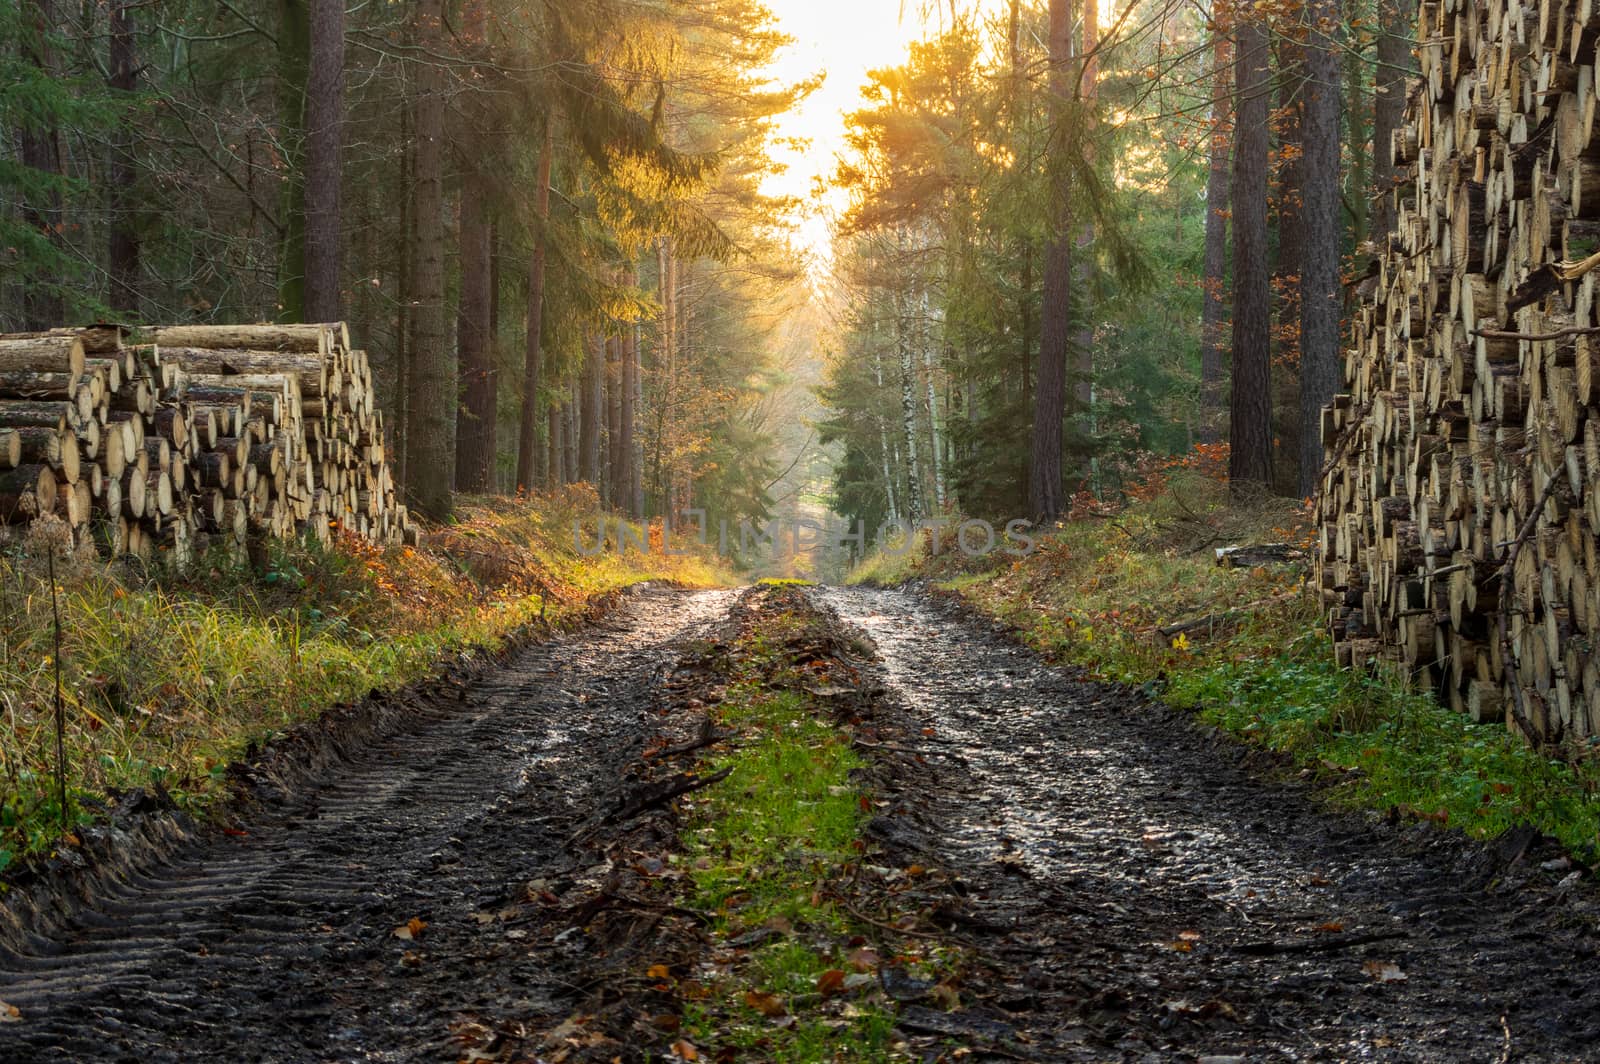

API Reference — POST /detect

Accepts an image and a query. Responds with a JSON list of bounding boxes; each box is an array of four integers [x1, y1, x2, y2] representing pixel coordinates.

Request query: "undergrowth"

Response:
[[851, 458, 1600, 863], [672, 589, 955, 1061], [0, 486, 729, 875]]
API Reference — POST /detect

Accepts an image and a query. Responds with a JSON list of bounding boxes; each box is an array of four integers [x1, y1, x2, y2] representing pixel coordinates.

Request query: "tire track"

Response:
[[0, 585, 737, 1063]]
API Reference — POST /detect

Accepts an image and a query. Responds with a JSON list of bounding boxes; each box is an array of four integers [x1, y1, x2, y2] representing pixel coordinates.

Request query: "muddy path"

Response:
[[0, 584, 738, 1064], [816, 585, 1600, 1062], [6, 582, 1600, 1062]]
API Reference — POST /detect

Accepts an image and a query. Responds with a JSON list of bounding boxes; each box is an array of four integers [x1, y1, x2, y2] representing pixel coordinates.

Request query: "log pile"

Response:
[[0, 322, 414, 562], [1318, 0, 1600, 746]]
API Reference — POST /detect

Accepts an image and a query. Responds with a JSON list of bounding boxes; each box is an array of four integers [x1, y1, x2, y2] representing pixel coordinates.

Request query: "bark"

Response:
[[1299, 0, 1343, 496], [1070, 0, 1098, 414], [920, 286, 946, 512], [630, 321, 643, 517], [548, 398, 564, 485], [1199, 27, 1232, 443], [18, 0, 63, 331], [453, 1, 494, 493], [405, 0, 453, 519], [1273, 34, 1305, 495], [276, 0, 310, 322], [516, 119, 554, 493], [1029, 0, 1074, 522], [874, 343, 898, 524], [607, 334, 623, 507], [303, 0, 344, 322], [895, 231, 924, 522], [107, 2, 141, 316], [623, 316, 641, 517], [453, 187, 494, 491], [1229, 17, 1273, 492], [580, 333, 603, 486], [657, 239, 677, 510], [1372, 0, 1414, 240]]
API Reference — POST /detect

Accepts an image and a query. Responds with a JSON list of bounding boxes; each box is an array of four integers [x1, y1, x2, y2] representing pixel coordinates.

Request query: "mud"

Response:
[[816, 585, 1600, 1062], [4, 582, 1600, 1063], [0, 584, 737, 1063]]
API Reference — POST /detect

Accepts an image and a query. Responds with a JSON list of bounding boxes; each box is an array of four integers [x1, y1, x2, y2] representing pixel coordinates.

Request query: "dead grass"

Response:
[[0, 492, 731, 872]]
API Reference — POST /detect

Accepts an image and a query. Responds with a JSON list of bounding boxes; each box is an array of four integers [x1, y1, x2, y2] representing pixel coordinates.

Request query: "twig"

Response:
[[606, 765, 732, 824], [836, 896, 949, 940], [1470, 325, 1600, 343], [1232, 928, 1410, 955], [1497, 1014, 1513, 1064]]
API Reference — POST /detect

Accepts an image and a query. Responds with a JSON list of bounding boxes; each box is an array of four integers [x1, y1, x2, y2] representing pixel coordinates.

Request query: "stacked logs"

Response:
[[0, 322, 413, 563], [1318, 0, 1600, 746]]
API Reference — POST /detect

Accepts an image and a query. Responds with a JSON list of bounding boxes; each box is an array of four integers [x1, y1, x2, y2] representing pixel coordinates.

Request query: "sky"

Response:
[[759, 0, 1009, 261]]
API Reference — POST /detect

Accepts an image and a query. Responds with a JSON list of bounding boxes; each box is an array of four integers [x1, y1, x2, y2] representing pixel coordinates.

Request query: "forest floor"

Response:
[[3, 581, 1600, 1061]]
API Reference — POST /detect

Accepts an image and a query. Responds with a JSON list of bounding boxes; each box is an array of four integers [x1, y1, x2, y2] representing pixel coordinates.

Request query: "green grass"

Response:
[[0, 491, 732, 875], [859, 474, 1600, 863], [671, 591, 938, 1061]]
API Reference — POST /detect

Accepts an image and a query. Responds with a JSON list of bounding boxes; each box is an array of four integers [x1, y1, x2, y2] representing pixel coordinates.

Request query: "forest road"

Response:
[[0, 583, 739, 1064], [816, 585, 1600, 1062]]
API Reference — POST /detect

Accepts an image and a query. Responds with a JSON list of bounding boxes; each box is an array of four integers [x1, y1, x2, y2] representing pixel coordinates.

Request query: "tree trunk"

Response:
[[1199, 25, 1232, 443], [617, 266, 638, 514], [303, 0, 343, 322], [516, 119, 554, 493], [894, 230, 924, 522], [453, 188, 493, 491], [1029, 0, 1074, 522], [1273, 33, 1305, 495], [606, 334, 622, 507], [920, 291, 946, 512], [19, 0, 63, 331], [1299, 0, 1343, 496], [1070, 0, 1097, 414], [405, 0, 452, 519], [276, 0, 310, 323], [548, 396, 564, 485], [107, 2, 141, 317], [1372, 0, 1413, 240], [1229, 16, 1273, 492], [580, 333, 603, 486], [1343, 0, 1371, 242], [874, 343, 898, 524], [453, 2, 494, 494], [630, 320, 643, 518], [657, 238, 677, 510]]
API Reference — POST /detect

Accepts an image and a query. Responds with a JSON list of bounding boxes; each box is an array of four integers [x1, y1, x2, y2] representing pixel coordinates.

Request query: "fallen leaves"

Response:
[[392, 916, 428, 941], [743, 989, 787, 1017], [0, 1000, 19, 1023], [1362, 960, 1409, 983], [815, 968, 847, 996]]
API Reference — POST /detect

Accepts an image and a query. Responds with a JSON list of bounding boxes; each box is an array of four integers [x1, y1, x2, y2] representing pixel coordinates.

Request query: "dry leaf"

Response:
[[816, 968, 847, 996], [847, 947, 880, 972], [1316, 921, 1345, 933], [670, 1038, 700, 1061], [929, 982, 961, 1010], [1176, 930, 1202, 942], [0, 1000, 19, 1023], [647, 963, 673, 980], [1362, 960, 1408, 983], [743, 990, 787, 1017], [393, 917, 427, 940]]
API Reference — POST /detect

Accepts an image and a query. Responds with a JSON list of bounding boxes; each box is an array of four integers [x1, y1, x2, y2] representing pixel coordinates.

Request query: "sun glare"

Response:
[[761, 0, 1012, 262]]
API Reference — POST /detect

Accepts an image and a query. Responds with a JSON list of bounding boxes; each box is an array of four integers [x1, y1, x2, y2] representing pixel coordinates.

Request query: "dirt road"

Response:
[[0, 585, 737, 1063], [3, 582, 1599, 1062], [817, 585, 1600, 1061]]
